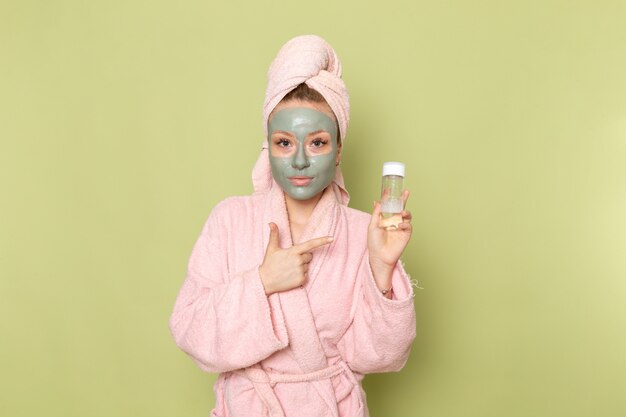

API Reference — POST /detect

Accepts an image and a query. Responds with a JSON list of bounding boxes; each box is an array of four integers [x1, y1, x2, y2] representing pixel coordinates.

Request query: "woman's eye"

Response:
[[311, 139, 328, 148], [277, 139, 291, 147]]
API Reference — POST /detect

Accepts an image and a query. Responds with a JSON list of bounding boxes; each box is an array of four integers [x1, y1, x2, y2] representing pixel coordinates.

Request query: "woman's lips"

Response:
[[288, 176, 313, 186]]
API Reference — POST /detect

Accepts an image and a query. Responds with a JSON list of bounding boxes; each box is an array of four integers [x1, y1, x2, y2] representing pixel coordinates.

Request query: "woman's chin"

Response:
[[284, 187, 326, 204]]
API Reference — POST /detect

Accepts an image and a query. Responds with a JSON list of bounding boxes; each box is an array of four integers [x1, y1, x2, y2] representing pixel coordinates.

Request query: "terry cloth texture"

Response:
[[169, 181, 416, 417]]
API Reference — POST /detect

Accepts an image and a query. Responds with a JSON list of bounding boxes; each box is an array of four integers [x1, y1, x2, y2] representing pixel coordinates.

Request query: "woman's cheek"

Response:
[[307, 152, 337, 189]]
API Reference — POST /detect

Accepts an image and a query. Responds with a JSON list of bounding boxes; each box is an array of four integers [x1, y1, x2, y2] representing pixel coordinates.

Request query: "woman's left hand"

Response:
[[367, 190, 412, 290]]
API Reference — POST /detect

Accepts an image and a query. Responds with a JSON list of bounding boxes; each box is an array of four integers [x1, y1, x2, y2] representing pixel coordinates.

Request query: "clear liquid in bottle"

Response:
[[379, 162, 405, 230]]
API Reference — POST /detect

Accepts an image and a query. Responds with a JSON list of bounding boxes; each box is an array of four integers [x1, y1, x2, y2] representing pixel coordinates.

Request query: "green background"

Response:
[[2, 1, 625, 416]]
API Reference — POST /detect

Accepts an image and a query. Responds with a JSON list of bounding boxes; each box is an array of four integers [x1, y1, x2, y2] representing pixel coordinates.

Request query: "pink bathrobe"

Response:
[[169, 180, 416, 417]]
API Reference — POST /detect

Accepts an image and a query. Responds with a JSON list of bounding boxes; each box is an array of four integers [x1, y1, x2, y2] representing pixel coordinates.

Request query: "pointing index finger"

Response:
[[294, 236, 334, 253]]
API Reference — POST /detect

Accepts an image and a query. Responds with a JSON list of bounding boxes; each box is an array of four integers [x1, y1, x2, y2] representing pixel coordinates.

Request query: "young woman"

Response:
[[169, 35, 416, 417]]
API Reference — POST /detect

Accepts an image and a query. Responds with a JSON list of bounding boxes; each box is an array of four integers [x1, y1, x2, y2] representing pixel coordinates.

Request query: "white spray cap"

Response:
[[382, 162, 405, 177]]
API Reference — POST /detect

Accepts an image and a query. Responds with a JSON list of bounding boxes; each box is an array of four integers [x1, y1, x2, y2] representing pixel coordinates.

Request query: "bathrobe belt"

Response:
[[236, 360, 358, 417]]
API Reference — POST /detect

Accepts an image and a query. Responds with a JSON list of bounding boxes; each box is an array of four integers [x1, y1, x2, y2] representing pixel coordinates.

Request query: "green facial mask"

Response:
[[268, 107, 338, 201]]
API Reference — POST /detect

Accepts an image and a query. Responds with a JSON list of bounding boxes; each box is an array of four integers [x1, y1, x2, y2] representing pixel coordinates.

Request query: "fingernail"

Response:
[[327, 237, 334, 242]]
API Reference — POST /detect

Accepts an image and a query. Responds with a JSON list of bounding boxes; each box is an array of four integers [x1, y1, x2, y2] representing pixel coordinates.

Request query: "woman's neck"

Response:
[[284, 191, 323, 242]]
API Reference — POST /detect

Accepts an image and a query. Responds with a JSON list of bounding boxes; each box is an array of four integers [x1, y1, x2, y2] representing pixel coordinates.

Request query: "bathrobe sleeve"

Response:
[[169, 199, 289, 373], [338, 253, 416, 374]]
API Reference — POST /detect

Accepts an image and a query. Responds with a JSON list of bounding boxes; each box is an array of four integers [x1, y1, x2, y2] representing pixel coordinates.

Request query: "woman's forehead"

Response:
[[268, 107, 338, 137]]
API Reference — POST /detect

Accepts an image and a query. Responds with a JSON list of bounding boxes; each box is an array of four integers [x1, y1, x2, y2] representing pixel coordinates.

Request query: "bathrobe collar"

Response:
[[262, 179, 341, 292]]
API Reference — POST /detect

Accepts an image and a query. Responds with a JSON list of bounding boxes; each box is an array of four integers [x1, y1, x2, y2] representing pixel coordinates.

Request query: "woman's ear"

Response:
[[336, 142, 342, 166]]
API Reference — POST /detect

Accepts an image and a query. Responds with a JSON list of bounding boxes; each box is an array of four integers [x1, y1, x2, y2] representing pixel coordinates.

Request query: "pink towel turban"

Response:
[[252, 35, 350, 205]]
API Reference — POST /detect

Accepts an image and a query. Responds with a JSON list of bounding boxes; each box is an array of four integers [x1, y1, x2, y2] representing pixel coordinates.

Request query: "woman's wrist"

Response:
[[258, 265, 275, 295], [368, 257, 395, 294]]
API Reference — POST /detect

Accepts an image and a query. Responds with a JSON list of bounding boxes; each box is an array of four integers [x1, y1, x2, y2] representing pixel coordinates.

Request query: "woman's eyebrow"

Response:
[[307, 130, 328, 136]]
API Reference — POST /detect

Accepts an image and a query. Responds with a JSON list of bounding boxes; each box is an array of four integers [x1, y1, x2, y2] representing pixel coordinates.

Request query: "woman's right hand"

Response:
[[259, 222, 333, 295]]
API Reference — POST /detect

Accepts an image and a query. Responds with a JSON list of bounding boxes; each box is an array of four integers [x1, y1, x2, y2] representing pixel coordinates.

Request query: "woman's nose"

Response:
[[291, 144, 310, 169]]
